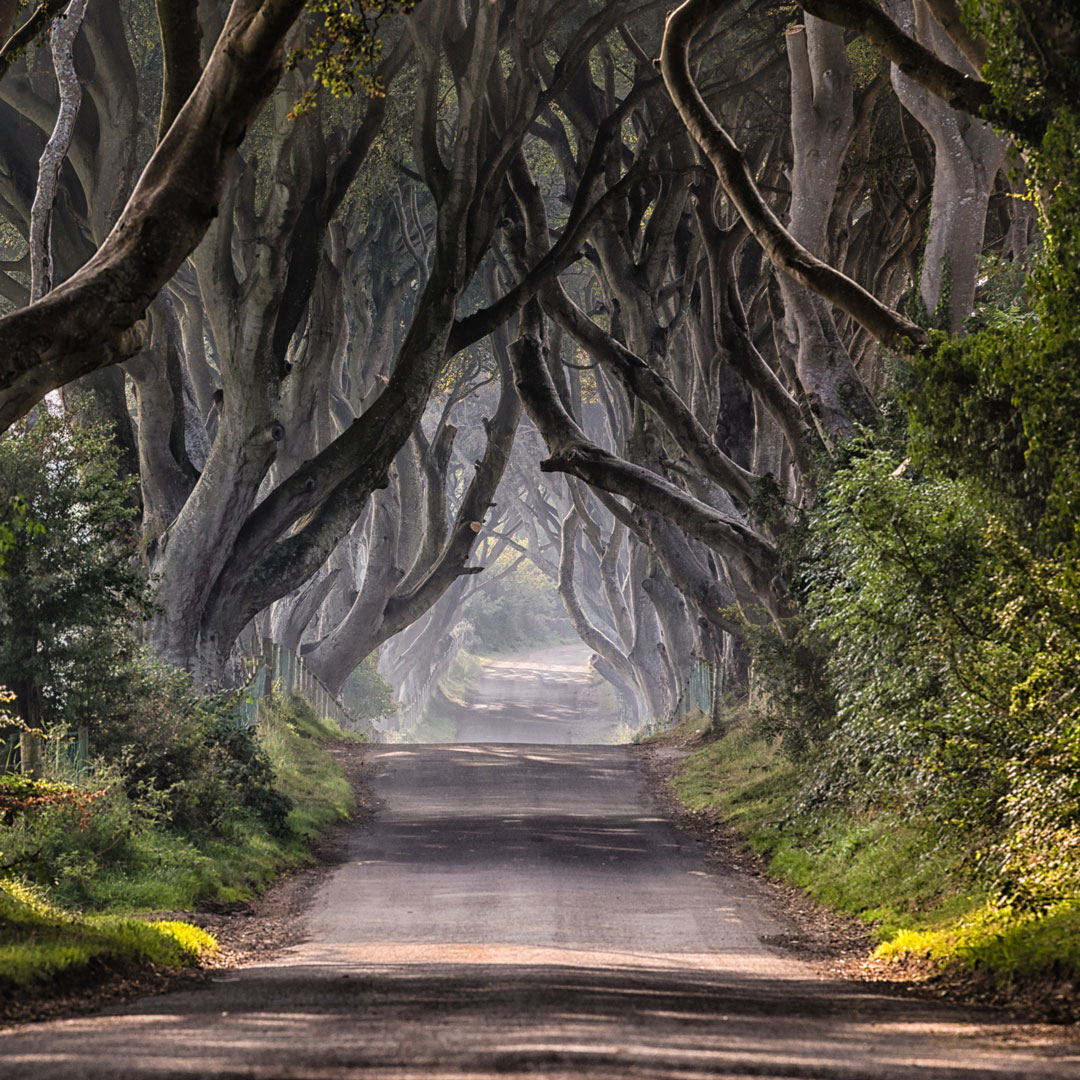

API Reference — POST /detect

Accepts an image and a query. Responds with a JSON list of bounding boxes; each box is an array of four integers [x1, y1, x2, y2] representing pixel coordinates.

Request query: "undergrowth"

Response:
[[0, 693, 360, 1002], [669, 706, 1077, 998], [0, 877, 216, 997]]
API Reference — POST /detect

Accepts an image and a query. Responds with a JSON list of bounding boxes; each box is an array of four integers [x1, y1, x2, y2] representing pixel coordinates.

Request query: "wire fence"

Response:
[[1, 727, 89, 776], [636, 656, 721, 739], [239, 637, 380, 740], [1, 638, 378, 776]]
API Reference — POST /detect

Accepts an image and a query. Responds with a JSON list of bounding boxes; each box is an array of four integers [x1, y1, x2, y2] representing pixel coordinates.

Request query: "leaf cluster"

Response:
[[749, 436, 1080, 908], [287, 1, 416, 119], [0, 409, 153, 732]]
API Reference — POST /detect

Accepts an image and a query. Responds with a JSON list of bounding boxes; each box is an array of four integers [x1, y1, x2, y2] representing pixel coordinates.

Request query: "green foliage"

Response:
[[0, 690, 356, 968], [846, 37, 883, 91], [967, 0, 1080, 137], [0, 410, 152, 738], [288, 1, 416, 118], [913, 7, 1080, 556], [803, 447, 1008, 815], [743, 619, 834, 762], [341, 653, 396, 724], [0, 878, 216, 998], [0, 493, 42, 577], [95, 659, 291, 839], [743, 21, 1080, 919], [747, 437, 1080, 910], [461, 556, 572, 654]]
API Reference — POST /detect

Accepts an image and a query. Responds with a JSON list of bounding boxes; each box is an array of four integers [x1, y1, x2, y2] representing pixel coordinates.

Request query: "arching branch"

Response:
[[659, 0, 928, 355]]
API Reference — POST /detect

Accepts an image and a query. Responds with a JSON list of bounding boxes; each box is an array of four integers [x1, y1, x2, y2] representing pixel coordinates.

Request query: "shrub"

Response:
[[96, 658, 292, 839], [461, 556, 571, 653], [750, 436, 1080, 907], [341, 653, 396, 724], [0, 410, 151, 751]]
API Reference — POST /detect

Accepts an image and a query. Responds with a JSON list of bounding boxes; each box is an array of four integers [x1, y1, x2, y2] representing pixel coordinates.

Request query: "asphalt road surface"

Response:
[[452, 644, 619, 744], [3, 652, 1078, 1078]]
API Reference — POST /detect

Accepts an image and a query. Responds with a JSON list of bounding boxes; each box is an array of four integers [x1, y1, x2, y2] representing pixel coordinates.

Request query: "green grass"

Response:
[[667, 707, 1079, 993], [437, 649, 488, 708], [259, 694, 357, 840], [0, 693, 360, 1002], [876, 899, 1080, 983], [408, 650, 492, 742], [0, 878, 216, 996]]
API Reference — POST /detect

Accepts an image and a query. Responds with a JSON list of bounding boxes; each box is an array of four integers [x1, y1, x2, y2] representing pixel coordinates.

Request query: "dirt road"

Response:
[[3, 743, 1078, 1078], [453, 643, 618, 744]]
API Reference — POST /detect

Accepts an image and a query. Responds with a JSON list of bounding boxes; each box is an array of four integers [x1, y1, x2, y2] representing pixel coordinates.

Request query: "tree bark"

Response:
[[660, 0, 928, 354], [775, 18, 877, 441], [28, 0, 88, 302], [0, 0, 309, 429], [889, 0, 1007, 331]]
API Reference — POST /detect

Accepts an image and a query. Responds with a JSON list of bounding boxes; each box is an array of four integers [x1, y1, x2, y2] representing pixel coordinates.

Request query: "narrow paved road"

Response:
[[453, 643, 617, 744], [3, 745, 1077, 1078]]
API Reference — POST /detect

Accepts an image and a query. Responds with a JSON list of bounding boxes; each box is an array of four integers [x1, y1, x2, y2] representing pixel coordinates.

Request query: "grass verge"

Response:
[[1, 694, 360, 1005], [0, 877, 217, 998], [663, 707, 1080, 1014]]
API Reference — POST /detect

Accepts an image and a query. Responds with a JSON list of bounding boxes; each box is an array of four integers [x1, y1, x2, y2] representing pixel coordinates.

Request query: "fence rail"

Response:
[[239, 637, 380, 740], [636, 656, 720, 739], [2, 727, 90, 777], [1, 640, 378, 777]]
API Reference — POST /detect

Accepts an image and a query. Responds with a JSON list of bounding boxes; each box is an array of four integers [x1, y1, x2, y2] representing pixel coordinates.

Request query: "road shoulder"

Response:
[[635, 734, 1080, 1031]]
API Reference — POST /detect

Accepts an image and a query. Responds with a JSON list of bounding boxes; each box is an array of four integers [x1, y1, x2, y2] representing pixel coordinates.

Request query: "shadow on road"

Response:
[[4, 957, 1075, 1079]]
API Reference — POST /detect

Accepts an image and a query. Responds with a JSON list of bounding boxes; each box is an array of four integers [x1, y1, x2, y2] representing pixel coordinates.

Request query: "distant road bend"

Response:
[[3, 647, 1077, 1078]]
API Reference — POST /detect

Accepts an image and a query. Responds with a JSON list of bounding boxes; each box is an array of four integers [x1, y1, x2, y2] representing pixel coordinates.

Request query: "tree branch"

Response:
[[796, 0, 1039, 142], [660, 0, 929, 355], [155, 0, 203, 141], [29, 0, 87, 302], [0, 0, 310, 429], [0, 0, 67, 83]]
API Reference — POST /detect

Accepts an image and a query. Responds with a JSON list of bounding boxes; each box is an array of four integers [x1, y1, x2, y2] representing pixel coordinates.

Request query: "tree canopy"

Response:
[[0, 0, 1077, 901]]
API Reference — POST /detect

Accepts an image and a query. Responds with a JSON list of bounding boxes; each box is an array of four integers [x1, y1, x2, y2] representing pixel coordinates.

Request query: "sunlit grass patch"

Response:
[[1, 693, 359, 1004], [876, 899, 1080, 982], [260, 697, 356, 840], [670, 708, 985, 941], [668, 707, 1080, 998], [0, 879, 216, 995]]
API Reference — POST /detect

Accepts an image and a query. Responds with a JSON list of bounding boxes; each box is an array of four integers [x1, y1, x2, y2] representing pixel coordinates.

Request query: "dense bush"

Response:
[[0, 410, 152, 750], [97, 658, 292, 839], [747, 45, 1080, 913], [751, 435, 1080, 910]]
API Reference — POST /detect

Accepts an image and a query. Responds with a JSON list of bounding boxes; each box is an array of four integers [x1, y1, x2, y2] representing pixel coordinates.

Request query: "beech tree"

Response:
[[0, 0, 1049, 728], [0, 0, 407, 428]]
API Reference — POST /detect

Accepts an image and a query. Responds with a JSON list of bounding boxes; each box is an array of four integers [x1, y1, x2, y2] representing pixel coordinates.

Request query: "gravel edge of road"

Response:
[[634, 740, 876, 970], [0, 739, 372, 1031]]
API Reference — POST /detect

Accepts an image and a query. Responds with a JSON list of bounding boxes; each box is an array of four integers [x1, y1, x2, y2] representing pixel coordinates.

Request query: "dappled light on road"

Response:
[[435, 644, 620, 744], [3, 746, 1077, 1079], [5, 958, 1076, 1078]]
